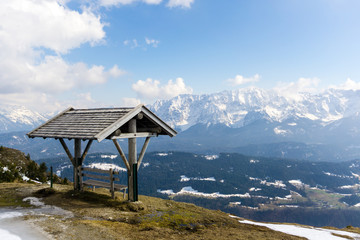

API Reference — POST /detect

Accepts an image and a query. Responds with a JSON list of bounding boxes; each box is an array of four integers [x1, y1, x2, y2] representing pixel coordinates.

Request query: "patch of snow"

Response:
[[86, 163, 126, 172], [220, 179, 225, 183], [2, 167, 9, 173], [40, 149, 47, 153], [239, 219, 360, 240], [158, 186, 251, 199], [274, 127, 290, 135], [203, 155, 219, 160], [180, 175, 190, 182], [180, 175, 216, 182], [157, 189, 174, 195], [156, 153, 168, 156], [100, 154, 117, 159], [143, 163, 150, 167], [249, 188, 261, 192], [229, 202, 241, 205], [260, 180, 286, 188], [23, 197, 45, 207], [287, 122, 297, 126], [249, 159, 259, 163]]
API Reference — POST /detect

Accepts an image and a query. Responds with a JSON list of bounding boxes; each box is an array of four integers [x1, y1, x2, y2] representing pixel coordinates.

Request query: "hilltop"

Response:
[[0, 183, 305, 240]]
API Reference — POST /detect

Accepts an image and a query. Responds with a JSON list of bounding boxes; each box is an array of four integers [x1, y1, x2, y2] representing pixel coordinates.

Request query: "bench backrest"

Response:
[[79, 167, 120, 182]]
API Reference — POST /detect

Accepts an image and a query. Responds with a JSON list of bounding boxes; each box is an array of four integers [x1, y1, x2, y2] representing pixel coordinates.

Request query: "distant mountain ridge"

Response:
[[2, 87, 360, 161], [150, 87, 360, 131], [0, 105, 47, 133]]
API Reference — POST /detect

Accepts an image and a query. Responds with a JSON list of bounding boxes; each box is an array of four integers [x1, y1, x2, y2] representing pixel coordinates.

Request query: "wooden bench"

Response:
[[78, 167, 127, 199]]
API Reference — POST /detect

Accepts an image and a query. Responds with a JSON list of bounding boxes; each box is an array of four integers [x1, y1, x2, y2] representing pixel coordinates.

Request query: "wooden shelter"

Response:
[[27, 104, 177, 201]]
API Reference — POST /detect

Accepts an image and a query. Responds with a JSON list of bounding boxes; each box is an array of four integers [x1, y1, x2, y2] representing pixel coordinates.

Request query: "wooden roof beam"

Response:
[[110, 132, 157, 139]]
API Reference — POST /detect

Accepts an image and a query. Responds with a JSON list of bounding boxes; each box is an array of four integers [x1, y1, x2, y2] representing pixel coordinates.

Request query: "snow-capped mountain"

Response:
[[150, 87, 360, 131], [0, 105, 48, 133]]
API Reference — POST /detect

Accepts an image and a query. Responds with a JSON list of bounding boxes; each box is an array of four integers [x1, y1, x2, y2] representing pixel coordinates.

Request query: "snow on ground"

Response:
[[156, 153, 168, 156], [249, 159, 259, 163], [100, 154, 117, 159], [203, 155, 219, 160], [157, 186, 251, 198], [86, 163, 127, 172], [237, 219, 360, 240], [180, 175, 216, 182], [143, 163, 150, 167], [0, 197, 74, 240]]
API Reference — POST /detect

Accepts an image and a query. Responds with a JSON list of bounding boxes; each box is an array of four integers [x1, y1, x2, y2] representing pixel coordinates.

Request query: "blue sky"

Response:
[[1, 0, 360, 112]]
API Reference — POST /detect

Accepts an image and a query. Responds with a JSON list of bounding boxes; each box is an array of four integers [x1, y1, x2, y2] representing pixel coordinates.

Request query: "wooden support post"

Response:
[[74, 139, 81, 191], [80, 140, 93, 165], [112, 139, 130, 171], [137, 137, 151, 171], [110, 168, 115, 199], [59, 138, 74, 165], [128, 118, 137, 202]]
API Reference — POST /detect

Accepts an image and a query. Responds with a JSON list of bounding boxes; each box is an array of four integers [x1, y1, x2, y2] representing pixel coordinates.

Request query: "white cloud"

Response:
[[99, 0, 162, 7], [0, 0, 124, 111], [145, 37, 160, 47], [123, 39, 139, 48], [132, 78, 193, 100], [227, 74, 260, 86], [330, 78, 360, 91], [167, 0, 194, 8], [273, 78, 320, 101], [121, 97, 142, 107]]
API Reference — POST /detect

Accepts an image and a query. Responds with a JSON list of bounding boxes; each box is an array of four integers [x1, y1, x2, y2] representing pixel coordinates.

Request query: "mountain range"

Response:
[[2, 87, 360, 161]]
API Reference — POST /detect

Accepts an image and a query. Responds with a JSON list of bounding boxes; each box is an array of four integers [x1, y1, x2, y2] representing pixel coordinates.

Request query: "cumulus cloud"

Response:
[[132, 78, 193, 100], [227, 74, 260, 86], [330, 78, 360, 91], [0, 0, 124, 112], [273, 78, 321, 101], [167, 0, 194, 8]]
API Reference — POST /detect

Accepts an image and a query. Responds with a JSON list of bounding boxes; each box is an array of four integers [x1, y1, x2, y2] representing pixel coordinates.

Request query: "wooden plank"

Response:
[[111, 132, 157, 139], [83, 173, 111, 181], [59, 138, 74, 165], [137, 137, 151, 171], [83, 179, 127, 190], [82, 167, 119, 174], [112, 140, 130, 171]]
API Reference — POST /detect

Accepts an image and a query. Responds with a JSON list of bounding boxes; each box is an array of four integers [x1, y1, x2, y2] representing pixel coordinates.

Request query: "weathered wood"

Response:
[[128, 118, 137, 202], [110, 132, 157, 139], [83, 179, 127, 191], [112, 139, 130, 171], [137, 137, 151, 171], [110, 169, 115, 199], [80, 140, 93, 165], [137, 113, 144, 120], [82, 167, 119, 175], [59, 138, 74, 165], [74, 139, 81, 190], [79, 167, 127, 199], [137, 127, 162, 133]]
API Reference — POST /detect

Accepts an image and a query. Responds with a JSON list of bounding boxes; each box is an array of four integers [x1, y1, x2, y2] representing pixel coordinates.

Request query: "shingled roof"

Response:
[[27, 104, 176, 142]]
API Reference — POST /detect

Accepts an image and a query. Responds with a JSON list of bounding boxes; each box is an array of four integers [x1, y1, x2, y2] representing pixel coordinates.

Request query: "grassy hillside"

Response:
[[0, 183, 306, 240]]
